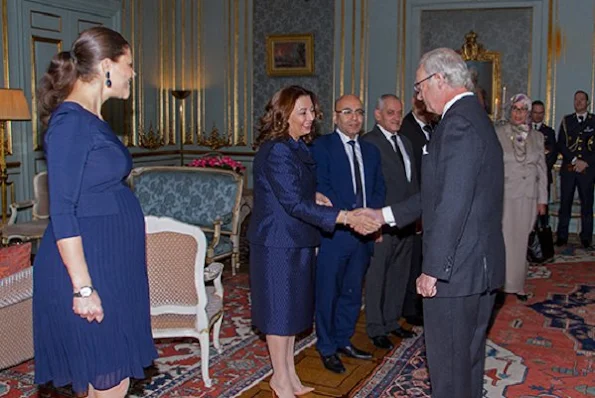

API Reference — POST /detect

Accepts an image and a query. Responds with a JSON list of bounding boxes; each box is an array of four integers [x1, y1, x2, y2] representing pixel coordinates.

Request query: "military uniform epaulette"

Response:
[[561, 113, 595, 156]]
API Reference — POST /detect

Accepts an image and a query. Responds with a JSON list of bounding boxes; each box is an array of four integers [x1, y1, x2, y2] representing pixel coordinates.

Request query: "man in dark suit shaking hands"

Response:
[[360, 94, 418, 350], [311, 94, 386, 374], [361, 48, 505, 397]]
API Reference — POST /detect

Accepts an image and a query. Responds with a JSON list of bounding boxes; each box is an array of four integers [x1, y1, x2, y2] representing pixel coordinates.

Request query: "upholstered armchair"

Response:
[[129, 166, 244, 273], [145, 215, 224, 387], [0, 268, 33, 369], [1, 171, 49, 245]]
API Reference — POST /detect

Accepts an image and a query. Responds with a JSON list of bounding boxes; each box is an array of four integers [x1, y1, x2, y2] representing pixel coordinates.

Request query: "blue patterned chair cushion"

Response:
[[130, 167, 241, 232], [204, 234, 234, 258]]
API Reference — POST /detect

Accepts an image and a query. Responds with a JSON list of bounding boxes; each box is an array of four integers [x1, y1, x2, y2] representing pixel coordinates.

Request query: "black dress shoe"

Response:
[[515, 293, 529, 302], [320, 353, 346, 374], [390, 327, 417, 339], [555, 238, 567, 247], [527, 253, 546, 264], [582, 240, 592, 249], [370, 335, 394, 350], [337, 344, 373, 360], [405, 316, 424, 326]]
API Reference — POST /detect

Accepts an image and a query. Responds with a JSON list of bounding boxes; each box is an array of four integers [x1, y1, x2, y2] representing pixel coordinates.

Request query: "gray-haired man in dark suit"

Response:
[[360, 47, 505, 398], [360, 94, 418, 350]]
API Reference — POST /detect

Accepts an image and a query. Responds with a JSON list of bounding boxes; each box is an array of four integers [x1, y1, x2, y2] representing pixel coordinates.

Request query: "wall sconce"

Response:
[[171, 90, 191, 164], [171, 89, 191, 102], [0, 89, 31, 224]]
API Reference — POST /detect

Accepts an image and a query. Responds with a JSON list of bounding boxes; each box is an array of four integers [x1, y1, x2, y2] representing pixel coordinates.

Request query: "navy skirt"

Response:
[[249, 244, 316, 335]]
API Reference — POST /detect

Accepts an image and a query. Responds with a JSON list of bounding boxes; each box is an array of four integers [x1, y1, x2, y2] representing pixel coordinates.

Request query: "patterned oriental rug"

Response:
[[352, 257, 595, 398], [0, 273, 316, 397]]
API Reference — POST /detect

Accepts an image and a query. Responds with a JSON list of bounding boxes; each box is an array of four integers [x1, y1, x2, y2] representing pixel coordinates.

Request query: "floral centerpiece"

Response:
[[187, 155, 246, 175]]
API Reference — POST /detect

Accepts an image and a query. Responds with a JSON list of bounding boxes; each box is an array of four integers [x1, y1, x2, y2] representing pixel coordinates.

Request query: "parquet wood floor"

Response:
[[239, 314, 413, 398]]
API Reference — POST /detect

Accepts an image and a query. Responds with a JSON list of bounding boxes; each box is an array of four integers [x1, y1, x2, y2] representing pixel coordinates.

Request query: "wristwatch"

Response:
[[73, 286, 94, 298]]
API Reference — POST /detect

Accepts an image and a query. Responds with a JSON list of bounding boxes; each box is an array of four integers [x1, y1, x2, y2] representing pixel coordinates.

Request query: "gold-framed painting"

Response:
[[459, 31, 501, 119], [266, 33, 314, 76]]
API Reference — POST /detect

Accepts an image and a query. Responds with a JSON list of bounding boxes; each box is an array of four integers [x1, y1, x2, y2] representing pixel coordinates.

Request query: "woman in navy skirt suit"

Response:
[[247, 85, 380, 397]]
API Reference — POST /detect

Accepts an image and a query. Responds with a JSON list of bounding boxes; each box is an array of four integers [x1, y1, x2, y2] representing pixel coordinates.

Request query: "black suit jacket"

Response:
[[400, 112, 428, 182], [362, 126, 418, 235], [536, 123, 557, 184], [390, 95, 505, 297]]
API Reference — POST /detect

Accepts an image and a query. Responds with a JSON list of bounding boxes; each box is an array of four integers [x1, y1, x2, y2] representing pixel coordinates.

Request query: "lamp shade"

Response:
[[0, 89, 31, 121]]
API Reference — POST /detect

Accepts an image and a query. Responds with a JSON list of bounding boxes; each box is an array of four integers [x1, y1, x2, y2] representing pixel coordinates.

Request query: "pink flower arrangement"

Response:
[[187, 155, 246, 175]]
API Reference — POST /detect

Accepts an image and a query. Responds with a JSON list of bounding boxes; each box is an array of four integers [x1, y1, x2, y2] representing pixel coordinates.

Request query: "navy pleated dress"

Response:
[[247, 138, 340, 336], [33, 102, 157, 394]]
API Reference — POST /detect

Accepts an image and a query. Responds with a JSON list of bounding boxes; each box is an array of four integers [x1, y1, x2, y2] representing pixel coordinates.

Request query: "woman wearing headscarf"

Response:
[[495, 93, 548, 301]]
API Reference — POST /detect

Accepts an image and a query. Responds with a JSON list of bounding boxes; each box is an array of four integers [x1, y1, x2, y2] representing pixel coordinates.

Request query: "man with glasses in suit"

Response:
[[360, 48, 505, 398], [399, 94, 439, 326], [311, 94, 386, 374]]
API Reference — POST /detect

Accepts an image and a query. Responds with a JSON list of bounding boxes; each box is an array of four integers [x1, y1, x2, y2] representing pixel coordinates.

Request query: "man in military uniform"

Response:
[[556, 90, 595, 248], [531, 100, 557, 226]]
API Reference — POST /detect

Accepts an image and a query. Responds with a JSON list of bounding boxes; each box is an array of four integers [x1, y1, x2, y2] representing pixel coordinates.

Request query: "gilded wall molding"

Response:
[[120, 0, 251, 152], [359, 0, 368, 113], [399, 0, 406, 101], [239, 0, 248, 147], [545, 0, 554, 126], [2, 0, 12, 154], [30, 36, 62, 151], [339, 0, 345, 97]]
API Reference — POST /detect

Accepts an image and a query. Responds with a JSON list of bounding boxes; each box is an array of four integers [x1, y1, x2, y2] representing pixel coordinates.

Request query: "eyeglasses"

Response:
[[511, 106, 528, 113], [413, 73, 436, 92], [335, 108, 365, 117]]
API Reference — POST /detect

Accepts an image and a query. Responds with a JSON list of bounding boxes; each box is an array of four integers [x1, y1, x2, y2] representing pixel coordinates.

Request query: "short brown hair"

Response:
[[254, 85, 322, 148]]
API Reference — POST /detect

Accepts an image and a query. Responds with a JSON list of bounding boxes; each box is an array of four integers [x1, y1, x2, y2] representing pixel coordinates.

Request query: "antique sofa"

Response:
[[0, 243, 33, 369], [128, 166, 244, 273]]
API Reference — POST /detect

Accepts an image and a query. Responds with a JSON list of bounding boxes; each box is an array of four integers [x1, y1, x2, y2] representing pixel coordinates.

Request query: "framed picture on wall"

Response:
[[458, 31, 501, 119], [266, 33, 314, 76]]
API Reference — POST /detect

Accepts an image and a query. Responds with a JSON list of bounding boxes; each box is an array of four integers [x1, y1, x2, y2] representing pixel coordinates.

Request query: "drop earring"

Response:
[[105, 71, 112, 88]]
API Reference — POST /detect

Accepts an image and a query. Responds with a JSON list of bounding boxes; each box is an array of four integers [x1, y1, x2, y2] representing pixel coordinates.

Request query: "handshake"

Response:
[[316, 192, 385, 235], [342, 208, 386, 235]]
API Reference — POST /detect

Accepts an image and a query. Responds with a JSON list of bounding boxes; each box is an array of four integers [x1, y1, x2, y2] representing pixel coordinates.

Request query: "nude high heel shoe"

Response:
[[294, 386, 315, 395]]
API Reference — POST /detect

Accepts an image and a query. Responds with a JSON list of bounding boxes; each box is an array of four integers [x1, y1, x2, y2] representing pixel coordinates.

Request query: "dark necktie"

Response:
[[533, 123, 539, 131], [422, 124, 433, 141], [390, 135, 406, 174], [347, 140, 364, 208], [578, 115, 584, 123]]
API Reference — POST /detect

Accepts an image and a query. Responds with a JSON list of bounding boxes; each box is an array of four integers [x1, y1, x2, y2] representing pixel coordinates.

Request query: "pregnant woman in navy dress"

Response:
[[248, 85, 380, 398], [33, 27, 157, 397]]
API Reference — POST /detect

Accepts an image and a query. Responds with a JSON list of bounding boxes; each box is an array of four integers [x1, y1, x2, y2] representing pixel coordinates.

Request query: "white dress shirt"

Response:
[[336, 129, 367, 207], [377, 124, 411, 182], [413, 113, 431, 141], [381, 92, 473, 225]]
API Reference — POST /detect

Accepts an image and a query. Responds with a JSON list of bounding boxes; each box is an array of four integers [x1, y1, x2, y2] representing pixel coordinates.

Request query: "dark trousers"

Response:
[[423, 292, 496, 398], [557, 168, 595, 242], [315, 240, 370, 356], [538, 184, 552, 227], [364, 233, 413, 337], [403, 233, 423, 319]]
